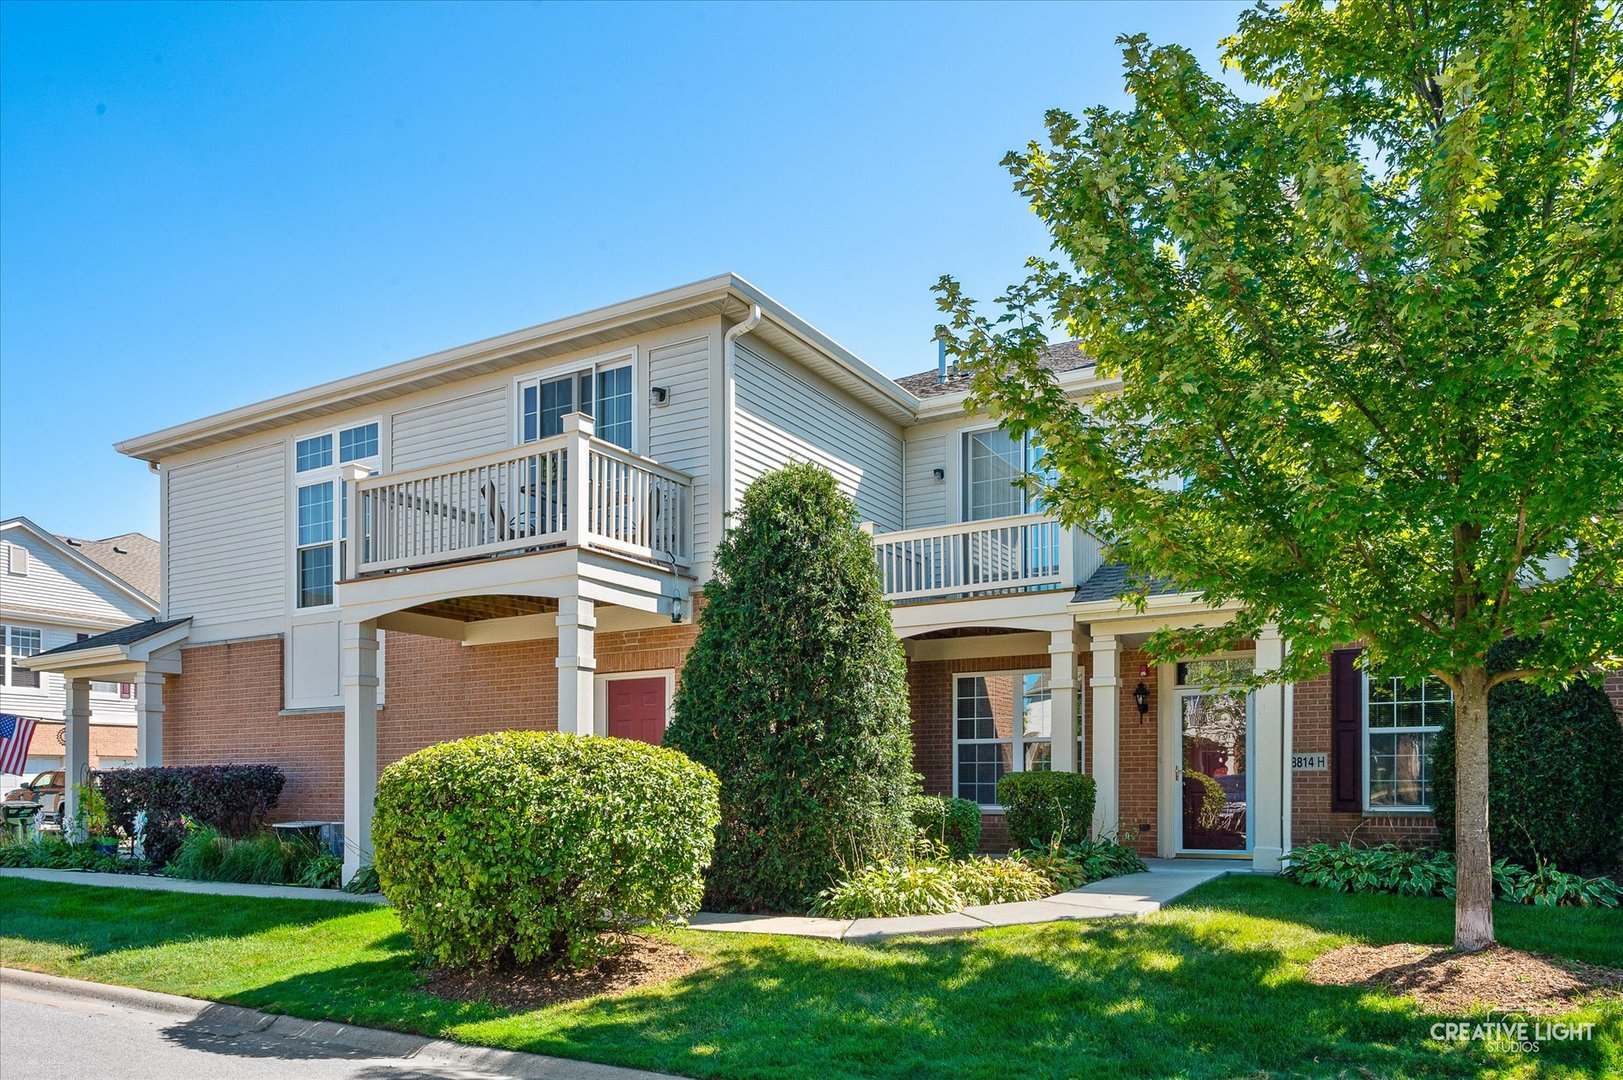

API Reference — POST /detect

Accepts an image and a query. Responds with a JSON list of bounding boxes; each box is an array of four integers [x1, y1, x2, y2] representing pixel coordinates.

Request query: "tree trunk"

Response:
[[1453, 666, 1494, 951]]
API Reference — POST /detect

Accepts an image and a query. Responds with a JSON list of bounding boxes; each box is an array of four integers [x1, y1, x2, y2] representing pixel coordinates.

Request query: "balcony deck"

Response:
[[870, 513, 1086, 603]]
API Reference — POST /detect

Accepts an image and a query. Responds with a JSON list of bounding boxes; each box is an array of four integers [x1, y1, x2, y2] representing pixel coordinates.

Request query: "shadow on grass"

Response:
[[197, 913, 1619, 1080]]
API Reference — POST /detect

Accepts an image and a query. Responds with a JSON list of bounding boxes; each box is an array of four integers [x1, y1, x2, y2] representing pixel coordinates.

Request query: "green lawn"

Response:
[[1, 876, 1618, 1079]]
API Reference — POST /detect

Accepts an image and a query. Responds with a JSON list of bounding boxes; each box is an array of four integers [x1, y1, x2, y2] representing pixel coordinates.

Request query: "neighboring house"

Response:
[[25, 275, 1623, 878], [0, 518, 160, 799]]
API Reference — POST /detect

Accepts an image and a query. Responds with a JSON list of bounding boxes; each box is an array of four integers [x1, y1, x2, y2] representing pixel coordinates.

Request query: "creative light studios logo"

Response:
[[1430, 1010, 1596, 1054]]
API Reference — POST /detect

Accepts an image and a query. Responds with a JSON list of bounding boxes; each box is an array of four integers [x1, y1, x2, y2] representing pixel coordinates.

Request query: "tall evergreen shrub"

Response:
[[665, 463, 915, 911]]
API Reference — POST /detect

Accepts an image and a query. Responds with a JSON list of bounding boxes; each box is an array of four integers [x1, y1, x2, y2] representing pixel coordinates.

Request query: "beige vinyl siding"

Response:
[[389, 387, 509, 472], [902, 432, 950, 528], [647, 337, 713, 566], [165, 442, 286, 634], [0, 533, 150, 622], [734, 343, 904, 530]]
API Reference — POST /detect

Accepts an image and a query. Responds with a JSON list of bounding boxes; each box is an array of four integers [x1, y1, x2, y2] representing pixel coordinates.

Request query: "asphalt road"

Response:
[[0, 973, 666, 1080]]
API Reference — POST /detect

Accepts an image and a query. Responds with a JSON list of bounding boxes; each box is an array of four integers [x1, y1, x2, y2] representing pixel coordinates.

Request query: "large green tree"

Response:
[[936, 0, 1622, 949], [664, 463, 916, 912]]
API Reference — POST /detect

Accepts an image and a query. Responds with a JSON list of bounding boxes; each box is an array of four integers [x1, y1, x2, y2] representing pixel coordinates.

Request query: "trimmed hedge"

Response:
[[909, 794, 981, 859], [97, 764, 284, 867], [998, 772, 1097, 850], [1431, 640, 1623, 874], [372, 731, 719, 970], [664, 464, 916, 912]]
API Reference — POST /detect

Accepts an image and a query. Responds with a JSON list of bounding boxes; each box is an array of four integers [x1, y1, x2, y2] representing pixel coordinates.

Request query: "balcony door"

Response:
[[961, 429, 1058, 585]]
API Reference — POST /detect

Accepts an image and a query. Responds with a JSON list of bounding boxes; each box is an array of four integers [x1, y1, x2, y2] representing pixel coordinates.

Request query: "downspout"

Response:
[[721, 303, 763, 522]]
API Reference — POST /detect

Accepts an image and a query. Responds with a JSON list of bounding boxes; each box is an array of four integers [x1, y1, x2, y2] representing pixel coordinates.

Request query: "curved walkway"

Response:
[[688, 859, 1250, 942], [2, 858, 1251, 942]]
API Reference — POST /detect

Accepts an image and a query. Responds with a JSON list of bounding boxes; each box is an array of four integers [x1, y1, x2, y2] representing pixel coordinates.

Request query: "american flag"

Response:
[[0, 714, 40, 774]]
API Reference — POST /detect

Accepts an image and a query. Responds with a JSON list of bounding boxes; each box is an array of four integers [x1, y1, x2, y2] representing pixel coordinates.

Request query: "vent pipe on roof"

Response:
[[936, 337, 949, 384]]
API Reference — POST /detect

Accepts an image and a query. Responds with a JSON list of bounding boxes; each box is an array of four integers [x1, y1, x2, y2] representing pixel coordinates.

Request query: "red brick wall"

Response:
[[1116, 649, 1160, 856], [1606, 671, 1623, 717], [1288, 664, 1440, 849], [908, 650, 1057, 853], [163, 624, 703, 823], [21, 722, 137, 769], [163, 637, 344, 822]]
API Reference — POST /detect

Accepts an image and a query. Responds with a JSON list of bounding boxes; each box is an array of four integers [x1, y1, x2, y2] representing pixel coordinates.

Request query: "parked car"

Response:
[[4, 769, 65, 821]]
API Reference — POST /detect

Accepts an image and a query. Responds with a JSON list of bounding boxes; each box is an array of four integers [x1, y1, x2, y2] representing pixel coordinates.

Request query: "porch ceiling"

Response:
[[403, 594, 559, 622]]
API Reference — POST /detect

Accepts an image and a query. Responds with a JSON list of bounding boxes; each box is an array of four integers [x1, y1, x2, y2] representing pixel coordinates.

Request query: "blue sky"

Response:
[[1, 0, 1249, 540]]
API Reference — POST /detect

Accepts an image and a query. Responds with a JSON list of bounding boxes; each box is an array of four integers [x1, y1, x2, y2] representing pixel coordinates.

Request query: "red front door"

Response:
[[606, 677, 668, 744]]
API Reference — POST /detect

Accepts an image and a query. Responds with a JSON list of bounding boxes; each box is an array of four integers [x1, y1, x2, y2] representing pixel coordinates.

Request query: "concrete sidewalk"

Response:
[[0, 866, 387, 904], [0, 968, 677, 1080], [689, 858, 1248, 942]]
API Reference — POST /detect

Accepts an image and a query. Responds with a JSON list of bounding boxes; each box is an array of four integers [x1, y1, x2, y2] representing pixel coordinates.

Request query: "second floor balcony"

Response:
[[869, 513, 1093, 603], [345, 414, 691, 578]]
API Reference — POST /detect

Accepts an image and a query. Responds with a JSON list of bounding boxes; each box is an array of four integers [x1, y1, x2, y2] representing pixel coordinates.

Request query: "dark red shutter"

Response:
[[1330, 647, 1365, 813]]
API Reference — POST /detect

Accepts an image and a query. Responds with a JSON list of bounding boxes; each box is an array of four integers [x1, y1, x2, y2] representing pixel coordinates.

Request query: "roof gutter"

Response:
[[721, 304, 764, 520]]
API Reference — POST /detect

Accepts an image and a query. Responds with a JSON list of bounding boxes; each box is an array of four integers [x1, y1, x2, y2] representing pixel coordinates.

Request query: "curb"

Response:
[[1, 968, 680, 1080]]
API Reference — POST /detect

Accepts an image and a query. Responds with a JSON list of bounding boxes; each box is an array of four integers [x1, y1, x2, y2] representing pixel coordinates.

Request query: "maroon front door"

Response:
[[606, 677, 667, 744]]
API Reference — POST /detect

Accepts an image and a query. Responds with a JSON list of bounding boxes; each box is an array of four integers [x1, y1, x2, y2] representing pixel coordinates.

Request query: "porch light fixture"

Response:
[[650, 386, 670, 407], [670, 594, 686, 624], [1133, 681, 1150, 719], [932, 468, 946, 482]]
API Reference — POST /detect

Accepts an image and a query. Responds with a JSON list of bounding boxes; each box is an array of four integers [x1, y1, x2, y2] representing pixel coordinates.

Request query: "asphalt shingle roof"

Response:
[[56, 531, 160, 602], [1071, 563, 1187, 605], [33, 617, 190, 659], [894, 340, 1095, 400]]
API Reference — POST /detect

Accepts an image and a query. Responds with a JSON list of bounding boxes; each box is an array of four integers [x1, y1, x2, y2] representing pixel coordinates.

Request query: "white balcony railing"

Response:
[[870, 513, 1073, 601], [346, 415, 689, 576]]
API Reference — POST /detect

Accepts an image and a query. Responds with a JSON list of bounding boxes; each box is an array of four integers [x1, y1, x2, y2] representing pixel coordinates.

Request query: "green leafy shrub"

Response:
[[97, 764, 285, 867], [909, 794, 981, 859], [1284, 842, 1621, 908], [1431, 639, 1623, 874], [1284, 842, 1455, 897], [1492, 858, 1623, 908], [1014, 838, 1147, 891], [166, 826, 319, 885], [665, 463, 916, 912], [341, 864, 380, 895], [811, 843, 1055, 918], [372, 730, 719, 970], [298, 852, 343, 890], [949, 857, 1055, 905], [0, 833, 142, 874], [997, 772, 1097, 850]]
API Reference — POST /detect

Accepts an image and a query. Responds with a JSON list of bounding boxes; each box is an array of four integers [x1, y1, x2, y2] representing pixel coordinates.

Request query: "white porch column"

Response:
[[1090, 635, 1120, 839], [1049, 627, 1078, 773], [134, 670, 165, 768], [1252, 623, 1287, 872], [561, 412, 595, 549], [341, 618, 380, 883], [62, 678, 91, 836], [556, 596, 597, 735]]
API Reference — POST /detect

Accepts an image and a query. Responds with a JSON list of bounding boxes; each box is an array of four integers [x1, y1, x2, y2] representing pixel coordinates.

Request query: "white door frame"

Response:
[[1157, 653, 1255, 857], [592, 668, 675, 737]]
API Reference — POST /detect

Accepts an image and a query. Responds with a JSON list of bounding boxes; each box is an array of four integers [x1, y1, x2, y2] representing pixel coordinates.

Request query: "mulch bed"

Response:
[[423, 935, 706, 1010], [1308, 943, 1623, 1016]]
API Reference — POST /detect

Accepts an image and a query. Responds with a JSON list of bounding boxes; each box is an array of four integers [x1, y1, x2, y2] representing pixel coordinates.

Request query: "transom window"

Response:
[[292, 421, 380, 608], [954, 671, 1052, 807], [519, 361, 633, 450], [4, 626, 42, 688], [1364, 672, 1453, 810]]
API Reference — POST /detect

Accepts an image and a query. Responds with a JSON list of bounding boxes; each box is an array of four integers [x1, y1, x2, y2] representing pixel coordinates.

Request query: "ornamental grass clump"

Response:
[[812, 841, 1057, 918], [372, 730, 719, 970]]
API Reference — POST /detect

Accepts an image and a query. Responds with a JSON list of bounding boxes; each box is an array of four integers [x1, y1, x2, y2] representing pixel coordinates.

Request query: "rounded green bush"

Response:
[[372, 731, 719, 970], [1431, 641, 1623, 874], [909, 794, 982, 859], [997, 772, 1097, 850]]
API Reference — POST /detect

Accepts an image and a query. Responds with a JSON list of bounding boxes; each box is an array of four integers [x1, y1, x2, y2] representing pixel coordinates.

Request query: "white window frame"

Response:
[[290, 418, 382, 611], [1362, 670, 1452, 813], [951, 668, 1054, 810], [958, 423, 1054, 523], [512, 347, 638, 452], [2, 625, 43, 688]]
